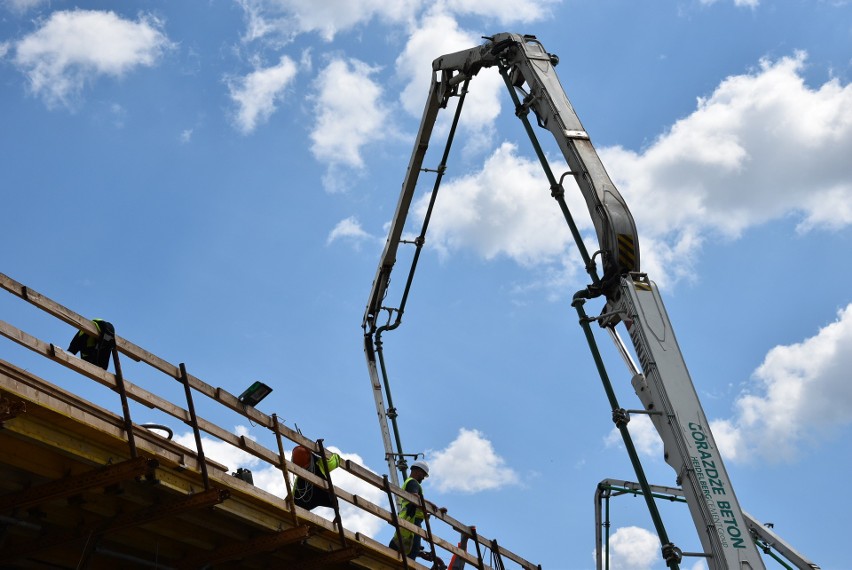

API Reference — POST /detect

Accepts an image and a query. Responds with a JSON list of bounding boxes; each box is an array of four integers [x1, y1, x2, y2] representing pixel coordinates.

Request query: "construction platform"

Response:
[[0, 273, 540, 570]]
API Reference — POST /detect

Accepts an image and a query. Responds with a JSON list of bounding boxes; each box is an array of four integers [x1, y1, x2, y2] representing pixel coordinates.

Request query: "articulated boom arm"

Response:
[[362, 33, 813, 569], [365, 33, 638, 331]]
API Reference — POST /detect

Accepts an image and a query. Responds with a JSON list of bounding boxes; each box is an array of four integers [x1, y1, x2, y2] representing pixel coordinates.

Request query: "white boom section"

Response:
[[745, 514, 820, 569], [610, 274, 765, 569]]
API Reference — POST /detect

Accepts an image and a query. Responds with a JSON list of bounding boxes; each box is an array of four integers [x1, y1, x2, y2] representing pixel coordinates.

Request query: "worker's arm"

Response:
[[318, 453, 341, 476]]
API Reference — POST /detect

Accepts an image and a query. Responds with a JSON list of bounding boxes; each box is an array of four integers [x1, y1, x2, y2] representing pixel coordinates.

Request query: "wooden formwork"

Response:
[[0, 272, 540, 570]]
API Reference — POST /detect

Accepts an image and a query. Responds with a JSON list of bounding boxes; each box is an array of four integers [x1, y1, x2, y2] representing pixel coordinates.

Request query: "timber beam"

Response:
[[177, 525, 314, 568], [293, 546, 362, 569], [3, 487, 228, 561], [0, 456, 158, 512], [0, 392, 26, 425]]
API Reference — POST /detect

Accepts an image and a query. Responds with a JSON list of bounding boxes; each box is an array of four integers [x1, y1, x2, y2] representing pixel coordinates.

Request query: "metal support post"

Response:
[[383, 475, 410, 570], [272, 413, 299, 527], [490, 539, 507, 570], [470, 526, 485, 570], [111, 346, 137, 459], [417, 486, 439, 564], [178, 363, 209, 491], [316, 438, 347, 548], [572, 296, 680, 570]]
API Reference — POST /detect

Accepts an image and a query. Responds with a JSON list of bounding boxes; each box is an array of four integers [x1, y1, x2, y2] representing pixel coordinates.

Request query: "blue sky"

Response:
[[2, 1, 851, 568]]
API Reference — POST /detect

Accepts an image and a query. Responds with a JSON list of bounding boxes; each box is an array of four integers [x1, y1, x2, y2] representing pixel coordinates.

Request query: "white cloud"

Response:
[[12, 9, 172, 109], [174, 429, 388, 537], [173, 425, 260, 473], [699, 0, 759, 6], [594, 526, 659, 570], [427, 428, 519, 493], [310, 58, 389, 191], [237, 0, 422, 43], [395, 9, 505, 152], [417, 51, 852, 291], [413, 142, 588, 265], [602, 52, 852, 286], [327, 216, 378, 247], [228, 55, 298, 134], [236, 0, 554, 45], [713, 303, 852, 463], [438, 0, 558, 24], [604, 414, 663, 459], [3, 0, 48, 13]]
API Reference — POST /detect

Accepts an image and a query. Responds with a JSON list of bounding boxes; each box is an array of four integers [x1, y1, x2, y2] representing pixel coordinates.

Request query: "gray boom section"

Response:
[[744, 512, 821, 570], [362, 78, 443, 483], [428, 33, 639, 284], [364, 32, 639, 328], [612, 274, 766, 569], [363, 79, 442, 328], [495, 34, 639, 283]]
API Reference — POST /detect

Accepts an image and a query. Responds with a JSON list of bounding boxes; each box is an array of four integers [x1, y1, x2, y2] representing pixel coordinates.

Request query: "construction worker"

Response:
[[67, 318, 115, 371], [289, 445, 341, 511], [389, 461, 444, 563]]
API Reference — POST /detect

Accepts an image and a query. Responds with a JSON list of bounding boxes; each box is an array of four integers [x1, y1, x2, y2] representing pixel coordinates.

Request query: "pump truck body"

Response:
[[363, 33, 818, 569]]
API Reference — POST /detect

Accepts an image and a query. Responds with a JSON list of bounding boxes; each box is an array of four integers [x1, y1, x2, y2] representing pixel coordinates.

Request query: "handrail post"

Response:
[[383, 475, 410, 570], [111, 346, 137, 459], [470, 525, 485, 570], [418, 486, 440, 564], [179, 362, 209, 491], [316, 438, 347, 548], [272, 414, 299, 527], [490, 538, 506, 570]]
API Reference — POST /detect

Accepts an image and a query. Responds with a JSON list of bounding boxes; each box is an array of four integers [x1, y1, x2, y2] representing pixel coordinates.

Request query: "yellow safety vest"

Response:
[[392, 477, 424, 555]]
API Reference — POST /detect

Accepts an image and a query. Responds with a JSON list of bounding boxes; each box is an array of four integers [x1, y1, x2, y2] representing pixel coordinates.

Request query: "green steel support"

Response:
[[572, 296, 680, 570]]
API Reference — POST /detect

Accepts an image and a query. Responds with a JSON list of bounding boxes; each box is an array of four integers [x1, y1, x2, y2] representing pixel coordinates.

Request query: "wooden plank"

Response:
[[0, 362, 227, 472], [0, 273, 272, 428], [0, 321, 116, 390], [238, 433, 281, 465], [0, 321, 270, 469], [0, 273, 100, 338], [351, 494, 393, 524]]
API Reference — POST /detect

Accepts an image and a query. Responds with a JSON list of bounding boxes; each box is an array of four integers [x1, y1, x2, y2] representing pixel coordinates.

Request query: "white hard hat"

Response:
[[411, 461, 430, 476]]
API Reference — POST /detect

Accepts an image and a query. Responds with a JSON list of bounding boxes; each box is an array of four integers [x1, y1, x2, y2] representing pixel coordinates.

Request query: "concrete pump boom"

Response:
[[363, 33, 815, 568]]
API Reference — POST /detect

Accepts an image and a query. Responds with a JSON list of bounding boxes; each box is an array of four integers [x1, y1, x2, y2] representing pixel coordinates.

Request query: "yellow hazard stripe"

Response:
[[617, 233, 637, 270]]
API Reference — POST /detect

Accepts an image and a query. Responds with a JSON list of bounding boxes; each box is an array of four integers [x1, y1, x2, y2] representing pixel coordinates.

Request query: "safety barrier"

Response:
[[0, 272, 540, 570]]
